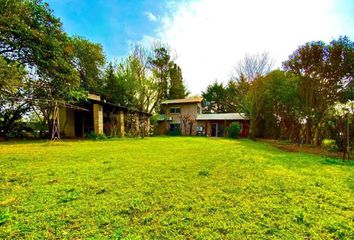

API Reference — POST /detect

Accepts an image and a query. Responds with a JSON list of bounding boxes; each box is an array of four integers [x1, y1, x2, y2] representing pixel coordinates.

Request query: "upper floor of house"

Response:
[[159, 98, 203, 122]]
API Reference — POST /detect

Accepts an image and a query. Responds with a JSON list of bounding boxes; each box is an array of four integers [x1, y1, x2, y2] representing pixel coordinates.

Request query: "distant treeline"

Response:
[[201, 38, 353, 157]]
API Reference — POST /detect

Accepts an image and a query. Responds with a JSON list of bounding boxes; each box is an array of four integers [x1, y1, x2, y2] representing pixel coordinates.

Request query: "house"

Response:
[[157, 98, 250, 137], [59, 93, 151, 138]]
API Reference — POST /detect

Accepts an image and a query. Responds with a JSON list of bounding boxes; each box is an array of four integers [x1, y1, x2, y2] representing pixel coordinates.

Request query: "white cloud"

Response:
[[144, 11, 157, 22], [153, 0, 354, 94]]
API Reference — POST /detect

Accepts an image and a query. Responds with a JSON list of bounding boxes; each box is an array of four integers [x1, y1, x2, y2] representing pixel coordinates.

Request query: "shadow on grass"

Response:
[[322, 157, 354, 166]]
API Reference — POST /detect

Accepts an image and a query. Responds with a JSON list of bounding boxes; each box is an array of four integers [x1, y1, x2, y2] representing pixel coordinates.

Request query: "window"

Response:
[[170, 107, 181, 114], [197, 106, 201, 114]]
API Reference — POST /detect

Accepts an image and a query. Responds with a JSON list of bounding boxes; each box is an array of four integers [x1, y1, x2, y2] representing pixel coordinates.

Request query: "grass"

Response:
[[0, 137, 353, 239]]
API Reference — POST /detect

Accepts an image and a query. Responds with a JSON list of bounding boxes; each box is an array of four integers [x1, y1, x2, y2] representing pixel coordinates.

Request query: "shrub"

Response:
[[321, 139, 339, 152], [87, 131, 108, 140], [227, 122, 241, 138]]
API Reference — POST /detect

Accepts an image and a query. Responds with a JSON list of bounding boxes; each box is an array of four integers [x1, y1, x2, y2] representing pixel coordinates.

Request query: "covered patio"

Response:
[[59, 94, 151, 138]]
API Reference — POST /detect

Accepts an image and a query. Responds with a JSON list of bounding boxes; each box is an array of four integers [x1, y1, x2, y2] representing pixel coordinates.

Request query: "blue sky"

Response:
[[47, 0, 169, 59], [47, 0, 354, 94]]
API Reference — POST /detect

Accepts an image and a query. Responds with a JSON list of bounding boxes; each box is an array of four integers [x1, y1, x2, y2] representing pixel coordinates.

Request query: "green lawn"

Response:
[[0, 137, 353, 239]]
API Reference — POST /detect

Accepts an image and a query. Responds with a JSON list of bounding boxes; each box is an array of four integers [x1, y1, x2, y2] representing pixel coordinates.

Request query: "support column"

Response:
[[117, 110, 125, 137], [135, 114, 140, 135], [224, 120, 227, 137], [146, 117, 150, 136], [93, 104, 103, 134]]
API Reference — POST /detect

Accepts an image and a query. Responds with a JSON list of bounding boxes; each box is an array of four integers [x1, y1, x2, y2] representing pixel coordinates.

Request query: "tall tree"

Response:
[[71, 36, 105, 94], [202, 81, 228, 113], [0, 56, 29, 139], [0, 0, 81, 136], [102, 62, 127, 106], [283, 36, 354, 145], [225, 73, 250, 112], [148, 43, 171, 109], [0, 0, 79, 90], [168, 62, 188, 99], [114, 45, 158, 113]]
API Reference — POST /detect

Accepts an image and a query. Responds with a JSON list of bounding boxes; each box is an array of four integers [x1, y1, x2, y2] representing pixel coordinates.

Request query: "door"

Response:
[[218, 124, 225, 137], [211, 123, 218, 137]]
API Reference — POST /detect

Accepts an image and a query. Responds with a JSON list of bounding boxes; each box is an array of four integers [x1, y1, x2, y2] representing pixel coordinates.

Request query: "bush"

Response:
[[227, 122, 241, 138], [87, 131, 108, 140], [321, 139, 339, 152]]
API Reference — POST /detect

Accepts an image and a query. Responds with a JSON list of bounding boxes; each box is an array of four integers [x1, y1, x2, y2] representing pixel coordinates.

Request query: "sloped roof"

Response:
[[196, 113, 249, 121], [161, 98, 203, 105]]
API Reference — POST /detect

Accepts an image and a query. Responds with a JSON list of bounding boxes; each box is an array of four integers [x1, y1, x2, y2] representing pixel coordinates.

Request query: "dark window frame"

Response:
[[170, 107, 181, 114]]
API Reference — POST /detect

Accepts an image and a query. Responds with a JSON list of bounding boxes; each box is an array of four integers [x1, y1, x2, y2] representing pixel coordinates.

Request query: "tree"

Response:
[[326, 101, 354, 160], [0, 0, 79, 88], [112, 45, 158, 114], [202, 81, 228, 113], [168, 62, 189, 99], [231, 52, 274, 82], [0, 56, 25, 95], [180, 114, 195, 135], [0, 56, 29, 139], [71, 36, 106, 94], [245, 70, 302, 140], [283, 36, 354, 145], [103, 62, 127, 105], [0, 0, 82, 137], [149, 44, 171, 102], [225, 73, 250, 113]]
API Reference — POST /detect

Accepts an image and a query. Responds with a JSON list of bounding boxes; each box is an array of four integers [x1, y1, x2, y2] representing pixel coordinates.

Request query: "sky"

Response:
[[47, 0, 354, 94]]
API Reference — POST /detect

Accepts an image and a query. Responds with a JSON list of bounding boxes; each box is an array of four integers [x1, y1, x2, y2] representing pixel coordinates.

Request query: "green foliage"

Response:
[[0, 56, 25, 94], [0, 0, 80, 93], [226, 73, 250, 113], [247, 70, 302, 139], [202, 81, 228, 113], [70, 36, 106, 94], [87, 131, 108, 140], [203, 76, 251, 113], [0, 138, 353, 239], [0, 56, 29, 138], [283, 36, 354, 145], [109, 46, 159, 113], [168, 63, 189, 99], [0, 0, 88, 138], [103, 62, 128, 106], [148, 43, 189, 110], [227, 122, 241, 138], [321, 139, 339, 152], [149, 46, 171, 100]]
